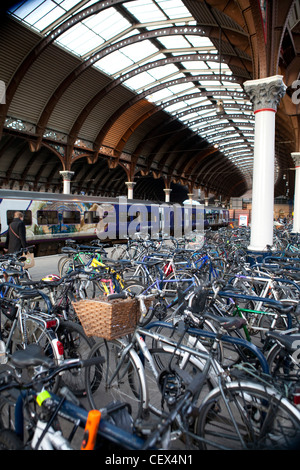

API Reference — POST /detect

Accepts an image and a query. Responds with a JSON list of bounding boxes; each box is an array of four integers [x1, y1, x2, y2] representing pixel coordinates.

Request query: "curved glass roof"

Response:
[[8, 0, 255, 187]]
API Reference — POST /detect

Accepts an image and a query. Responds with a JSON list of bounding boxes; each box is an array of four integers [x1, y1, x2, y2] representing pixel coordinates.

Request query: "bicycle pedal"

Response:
[[134, 417, 162, 435]]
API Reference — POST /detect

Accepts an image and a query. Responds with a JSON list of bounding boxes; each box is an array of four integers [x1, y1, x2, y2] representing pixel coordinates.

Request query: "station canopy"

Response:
[[1, 0, 297, 201]]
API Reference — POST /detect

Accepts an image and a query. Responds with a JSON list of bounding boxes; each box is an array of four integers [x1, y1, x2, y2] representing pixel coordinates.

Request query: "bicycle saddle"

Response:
[[10, 344, 53, 368], [61, 247, 78, 254], [18, 289, 41, 299], [265, 332, 300, 353], [203, 312, 246, 331]]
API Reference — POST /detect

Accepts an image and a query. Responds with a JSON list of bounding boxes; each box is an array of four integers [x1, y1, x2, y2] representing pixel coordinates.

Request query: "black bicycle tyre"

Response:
[[122, 282, 156, 326], [196, 380, 300, 450], [57, 255, 69, 276], [145, 347, 217, 419], [266, 341, 300, 378], [56, 320, 95, 396], [84, 338, 144, 420], [0, 429, 23, 450]]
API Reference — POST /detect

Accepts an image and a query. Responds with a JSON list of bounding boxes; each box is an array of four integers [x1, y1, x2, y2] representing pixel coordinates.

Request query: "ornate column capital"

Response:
[[291, 152, 300, 167], [59, 170, 74, 194], [163, 188, 172, 202], [243, 75, 286, 112], [59, 170, 74, 180], [125, 181, 136, 199], [125, 181, 136, 188]]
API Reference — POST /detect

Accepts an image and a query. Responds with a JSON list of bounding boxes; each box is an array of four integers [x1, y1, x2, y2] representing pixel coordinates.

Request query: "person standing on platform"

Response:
[[4, 211, 27, 254]]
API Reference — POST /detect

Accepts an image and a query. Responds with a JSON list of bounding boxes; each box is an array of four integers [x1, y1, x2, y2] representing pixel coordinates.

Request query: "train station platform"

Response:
[[30, 254, 62, 280], [29, 248, 115, 280]]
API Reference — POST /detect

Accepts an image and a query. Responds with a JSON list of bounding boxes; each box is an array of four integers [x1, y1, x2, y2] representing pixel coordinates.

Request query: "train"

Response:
[[0, 190, 229, 256]]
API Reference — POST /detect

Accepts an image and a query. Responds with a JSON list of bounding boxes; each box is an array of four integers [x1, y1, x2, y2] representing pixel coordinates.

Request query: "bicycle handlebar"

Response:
[[107, 292, 127, 300], [0, 348, 105, 393]]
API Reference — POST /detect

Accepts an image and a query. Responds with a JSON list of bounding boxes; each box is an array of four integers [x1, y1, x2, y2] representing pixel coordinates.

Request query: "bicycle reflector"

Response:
[[46, 319, 57, 329], [293, 387, 300, 406], [163, 264, 173, 276], [52, 339, 64, 359]]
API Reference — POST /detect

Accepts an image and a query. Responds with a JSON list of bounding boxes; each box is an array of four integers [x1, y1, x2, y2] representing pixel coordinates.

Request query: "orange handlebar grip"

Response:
[[81, 409, 101, 450]]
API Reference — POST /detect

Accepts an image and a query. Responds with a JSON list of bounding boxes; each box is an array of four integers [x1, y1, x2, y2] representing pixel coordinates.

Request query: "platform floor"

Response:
[[29, 248, 115, 280], [30, 254, 62, 280]]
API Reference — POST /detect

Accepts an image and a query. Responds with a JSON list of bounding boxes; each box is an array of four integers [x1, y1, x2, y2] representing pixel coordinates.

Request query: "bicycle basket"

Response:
[[72, 297, 139, 340], [0, 299, 17, 321]]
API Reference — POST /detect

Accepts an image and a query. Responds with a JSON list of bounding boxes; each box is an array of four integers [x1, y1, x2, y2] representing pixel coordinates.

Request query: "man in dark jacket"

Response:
[[4, 211, 27, 254]]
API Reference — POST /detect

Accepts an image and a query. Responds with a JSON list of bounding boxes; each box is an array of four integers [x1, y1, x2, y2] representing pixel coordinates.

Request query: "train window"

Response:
[[37, 210, 59, 225], [6, 210, 32, 226], [62, 210, 80, 224], [84, 211, 100, 224]]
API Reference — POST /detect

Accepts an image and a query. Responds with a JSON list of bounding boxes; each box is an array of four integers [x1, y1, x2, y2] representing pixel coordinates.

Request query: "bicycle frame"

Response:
[[141, 275, 197, 310], [216, 290, 295, 342], [144, 321, 270, 374], [0, 283, 63, 361], [90, 259, 127, 294], [102, 318, 269, 419], [11, 386, 146, 450]]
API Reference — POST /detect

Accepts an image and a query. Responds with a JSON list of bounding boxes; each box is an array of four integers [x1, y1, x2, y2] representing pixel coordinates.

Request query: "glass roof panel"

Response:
[[186, 35, 214, 48], [60, 0, 85, 10], [7, 0, 255, 184], [10, 0, 46, 20], [156, 0, 191, 19], [123, 0, 167, 23], [118, 40, 160, 64], [158, 35, 192, 49], [82, 9, 131, 40], [56, 22, 101, 56], [24, 2, 62, 26], [94, 50, 133, 74], [124, 72, 156, 91]]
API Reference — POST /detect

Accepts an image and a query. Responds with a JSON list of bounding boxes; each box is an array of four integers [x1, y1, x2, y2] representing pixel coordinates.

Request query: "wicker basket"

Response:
[[72, 297, 140, 340]]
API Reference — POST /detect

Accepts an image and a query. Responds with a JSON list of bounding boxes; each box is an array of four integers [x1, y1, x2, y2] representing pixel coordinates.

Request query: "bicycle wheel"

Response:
[[110, 244, 128, 260], [0, 390, 19, 431], [258, 310, 291, 342], [267, 341, 300, 379], [143, 346, 217, 419], [11, 318, 63, 392], [0, 429, 23, 450], [126, 243, 144, 260], [56, 320, 95, 397], [122, 282, 156, 326], [57, 255, 69, 275], [196, 380, 300, 450], [10, 317, 58, 358], [163, 271, 198, 300], [59, 256, 88, 277], [84, 338, 145, 421]]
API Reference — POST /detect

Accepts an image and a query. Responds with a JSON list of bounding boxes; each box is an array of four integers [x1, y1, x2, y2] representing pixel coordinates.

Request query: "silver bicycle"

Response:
[[84, 292, 300, 449]]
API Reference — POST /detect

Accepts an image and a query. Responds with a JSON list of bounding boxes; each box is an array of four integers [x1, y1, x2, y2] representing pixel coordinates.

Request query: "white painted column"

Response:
[[243, 75, 286, 251], [187, 193, 194, 204], [125, 181, 136, 199], [291, 152, 300, 233], [163, 188, 172, 203], [59, 170, 74, 194]]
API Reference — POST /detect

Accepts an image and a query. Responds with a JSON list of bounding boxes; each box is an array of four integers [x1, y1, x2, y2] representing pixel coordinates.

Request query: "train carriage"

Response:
[[0, 190, 229, 256]]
